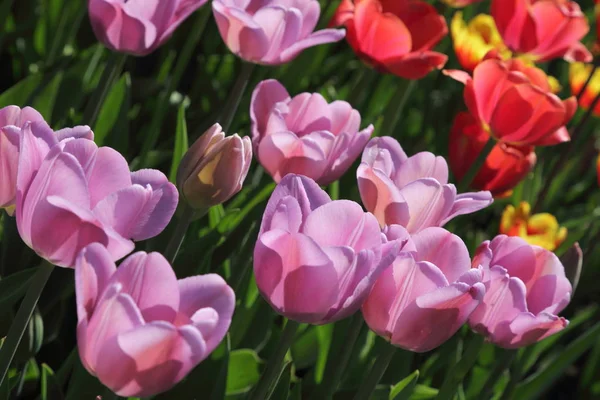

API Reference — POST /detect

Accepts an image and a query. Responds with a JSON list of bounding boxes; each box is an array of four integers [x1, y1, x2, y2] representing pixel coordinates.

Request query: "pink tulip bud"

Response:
[[177, 123, 252, 211], [362, 227, 485, 352], [254, 174, 400, 324], [75, 243, 235, 397], [15, 123, 178, 267], [0, 106, 45, 212], [88, 0, 208, 56], [251, 79, 373, 185], [357, 137, 493, 233], [212, 0, 345, 65], [468, 235, 572, 348]]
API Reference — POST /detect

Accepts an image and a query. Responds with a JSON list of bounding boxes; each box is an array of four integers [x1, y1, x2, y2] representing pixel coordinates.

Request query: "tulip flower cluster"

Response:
[[0, 0, 592, 398]]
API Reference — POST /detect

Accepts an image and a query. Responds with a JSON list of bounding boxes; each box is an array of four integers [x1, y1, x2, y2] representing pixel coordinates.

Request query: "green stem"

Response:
[[457, 137, 495, 193], [353, 343, 397, 400], [82, 52, 127, 128], [328, 181, 340, 200], [248, 320, 299, 400], [379, 79, 417, 139], [0, 261, 54, 386], [318, 313, 365, 399], [138, 8, 211, 167], [478, 349, 517, 400], [437, 334, 485, 400], [219, 62, 256, 132], [163, 204, 197, 264]]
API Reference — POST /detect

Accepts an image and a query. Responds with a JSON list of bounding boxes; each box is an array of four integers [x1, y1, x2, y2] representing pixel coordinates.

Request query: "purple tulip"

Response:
[[362, 227, 485, 352], [254, 174, 399, 324], [0, 106, 46, 212], [76, 243, 235, 397], [88, 0, 208, 56], [15, 122, 178, 267], [357, 136, 493, 233], [212, 0, 345, 65], [469, 235, 572, 348], [177, 123, 252, 211], [251, 79, 372, 185]]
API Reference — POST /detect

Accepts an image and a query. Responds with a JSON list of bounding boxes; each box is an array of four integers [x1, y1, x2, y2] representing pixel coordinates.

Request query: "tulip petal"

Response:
[[55, 125, 94, 141], [398, 178, 455, 233], [393, 151, 449, 188], [504, 312, 568, 348], [261, 174, 330, 235], [384, 51, 448, 80], [468, 266, 528, 342], [108, 252, 180, 323], [442, 190, 493, 225], [95, 321, 206, 397], [321, 127, 372, 185], [285, 93, 332, 134], [178, 274, 235, 353], [280, 28, 346, 63], [250, 79, 291, 143], [357, 163, 406, 226], [411, 227, 471, 283]]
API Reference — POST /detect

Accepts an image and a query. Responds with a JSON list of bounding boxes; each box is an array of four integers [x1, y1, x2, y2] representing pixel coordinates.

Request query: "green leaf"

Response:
[[390, 370, 419, 400], [0, 75, 43, 107], [267, 361, 292, 400], [0, 268, 36, 309], [65, 356, 105, 400], [226, 349, 262, 395], [32, 71, 63, 121], [314, 324, 334, 383], [41, 364, 64, 400], [409, 385, 438, 400], [169, 103, 189, 183], [514, 321, 600, 399], [93, 73, 131, 147]]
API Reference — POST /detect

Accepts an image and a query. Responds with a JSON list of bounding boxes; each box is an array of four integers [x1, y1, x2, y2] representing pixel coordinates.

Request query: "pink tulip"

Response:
[[492, 0, 591, 63], [0, 106, 45, 211], [76, 243, 235, 397], [468, 235, 572, 348], [212, 0, 345, 65], [15, 123, 178, 268], [357, 137, 493, 233], [251, 79, 373, 185], [254, 174, 400, 324], [177, 123, 252, 211], [362, 227, 485, 352], [88, 0, 207, 56]]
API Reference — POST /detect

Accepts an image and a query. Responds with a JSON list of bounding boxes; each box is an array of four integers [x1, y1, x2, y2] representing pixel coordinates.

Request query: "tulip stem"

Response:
[[0, 261, 54, 387], [457, 137, 495, 193], [219, 62, 256, 132], [82, 51, 127, 128], [248, 320, 299, 400], [317, 313, 365, 399], [437, 334, 485, 400], [328, 181, 340, 200], [163, 204, 197, 264], [379, 79, 416, 139], [353, 343, 397, 400]]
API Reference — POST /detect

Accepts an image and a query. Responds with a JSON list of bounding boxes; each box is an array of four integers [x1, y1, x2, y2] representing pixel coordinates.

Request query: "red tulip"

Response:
[[449, 112, 536, 197], [491, 0, 591, 63], [330, 0, 448, 80], [445, 57, 577, 146]]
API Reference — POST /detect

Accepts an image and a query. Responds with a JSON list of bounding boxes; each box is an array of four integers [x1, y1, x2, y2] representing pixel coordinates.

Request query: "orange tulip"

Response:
[[445, 57, 576, 146], [492, 0, 591, 63], [500, 201, 567, 251], [449, 112, 536, 197], [330, 0, 448, 79]]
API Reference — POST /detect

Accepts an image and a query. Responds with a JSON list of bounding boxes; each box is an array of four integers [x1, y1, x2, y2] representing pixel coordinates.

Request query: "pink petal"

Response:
[[178, 274, 235, 353], [504, 312, 568, 348], [411, 227, 471, 283], [94, 321, 206, 397], [393, 152, 449, 188], [398, 178, 455, 233], [321, 126, 372, 185], [250, 79, 291, 143], [260, 174, 330, 235], [284, 92, 332, 134], [357, 163, 406, 226], [109, 252, 180, 323], [279, 28, 345, 64], [441, 190, 493, 225], [303, 199, 382, 251]]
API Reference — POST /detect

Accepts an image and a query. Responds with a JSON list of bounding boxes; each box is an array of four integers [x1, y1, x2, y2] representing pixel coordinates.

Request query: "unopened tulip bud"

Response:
[[177, 124, 252, 211]]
